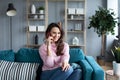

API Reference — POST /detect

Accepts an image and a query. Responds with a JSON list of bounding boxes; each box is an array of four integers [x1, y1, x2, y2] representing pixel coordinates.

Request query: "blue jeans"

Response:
[[67, 69, 82, 80], [40, 67, 82, 80]]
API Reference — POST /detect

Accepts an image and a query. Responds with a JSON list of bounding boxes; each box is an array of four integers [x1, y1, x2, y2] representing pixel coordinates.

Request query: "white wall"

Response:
[[106, 0, 118, 51], [1, 0, 114, 59], [86, 0, 103, 58]]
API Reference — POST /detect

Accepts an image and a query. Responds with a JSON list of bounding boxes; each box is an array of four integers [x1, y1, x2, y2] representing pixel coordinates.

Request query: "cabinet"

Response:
[[26, 0, 86, 53]]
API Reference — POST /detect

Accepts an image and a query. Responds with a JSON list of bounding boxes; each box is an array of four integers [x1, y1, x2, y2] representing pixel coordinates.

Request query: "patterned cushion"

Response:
[[0, 50, 15, 61], [0, 60, 40, 80]]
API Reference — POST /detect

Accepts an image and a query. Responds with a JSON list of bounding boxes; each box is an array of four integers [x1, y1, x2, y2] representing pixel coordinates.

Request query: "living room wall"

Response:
[[0, 0, 118, 59]]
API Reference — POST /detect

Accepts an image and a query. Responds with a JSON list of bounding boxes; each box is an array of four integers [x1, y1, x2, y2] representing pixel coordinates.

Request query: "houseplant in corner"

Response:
[[88, 7, 117, 64], [111, 47, 120, 76]]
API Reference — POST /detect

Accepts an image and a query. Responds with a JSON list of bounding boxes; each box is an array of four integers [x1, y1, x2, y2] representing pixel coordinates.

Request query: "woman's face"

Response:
[[50, 27, 61, 42]]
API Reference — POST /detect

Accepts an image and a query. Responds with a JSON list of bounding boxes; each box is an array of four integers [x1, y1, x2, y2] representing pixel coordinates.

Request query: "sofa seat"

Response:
[[0, 48, 104, 80]]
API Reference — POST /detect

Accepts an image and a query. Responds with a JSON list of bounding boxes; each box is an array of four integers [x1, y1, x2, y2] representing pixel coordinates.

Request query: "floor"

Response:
[[101, 62, 113, 71], [99, 61, 113, 80]]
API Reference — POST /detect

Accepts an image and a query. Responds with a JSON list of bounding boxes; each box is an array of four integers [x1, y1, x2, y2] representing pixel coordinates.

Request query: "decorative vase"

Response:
[[72, 37, 79, 45], [113, 61, 120, 76], [31, 4, 36, 14], [39, 15, 44, 19], [35, 34, 38, 44]]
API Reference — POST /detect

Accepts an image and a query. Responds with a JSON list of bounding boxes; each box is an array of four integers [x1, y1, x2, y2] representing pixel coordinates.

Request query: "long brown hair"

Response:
[[45, 22, 64, 56]]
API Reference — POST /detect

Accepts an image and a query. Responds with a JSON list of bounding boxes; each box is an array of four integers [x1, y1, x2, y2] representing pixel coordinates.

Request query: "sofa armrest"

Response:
[[85, 56, 104, 80], [78, 60, 93, 80]]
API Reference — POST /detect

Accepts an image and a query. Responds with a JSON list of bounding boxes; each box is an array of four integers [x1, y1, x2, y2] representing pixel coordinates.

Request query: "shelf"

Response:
[[68, 0, 85, 1], [69, 45, 85, 48], [67, 19, 84, 21], [28, 18, 45, 20], [67, 14, 84, 16], [26, 44, 40, 48], [67, 30, 84, 33], [29, 0, 45, 2], [28, 13, 45, 15], [27, 31, 45, 33]]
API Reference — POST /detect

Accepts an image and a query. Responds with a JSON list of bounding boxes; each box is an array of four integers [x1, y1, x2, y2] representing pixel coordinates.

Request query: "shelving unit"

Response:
[[26, 0, 86, 53], [65, 0, 86, 53], [26, 0, 47, 48]]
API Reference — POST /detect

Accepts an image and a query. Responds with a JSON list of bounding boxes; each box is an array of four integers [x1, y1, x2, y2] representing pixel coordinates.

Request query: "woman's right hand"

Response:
[[46, 36, 53, 45], [46, 36, 53, 56], [62, 62, 70, 71]]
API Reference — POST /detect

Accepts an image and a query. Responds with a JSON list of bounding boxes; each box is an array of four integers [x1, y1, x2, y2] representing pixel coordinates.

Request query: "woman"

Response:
[[39, 22, 81, 80]]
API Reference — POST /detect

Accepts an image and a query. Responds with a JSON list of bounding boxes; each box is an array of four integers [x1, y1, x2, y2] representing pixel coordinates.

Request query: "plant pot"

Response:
[[113, 61, 120, 76], [39, 10, 44, 14]]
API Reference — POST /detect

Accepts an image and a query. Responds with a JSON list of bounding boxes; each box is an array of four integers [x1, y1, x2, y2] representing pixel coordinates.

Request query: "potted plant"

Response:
[[38, 6, 45, 19], [111, 47, 120, 76], [111, 46, 120, 63], [88, 7, 118, 57], [38, 6, 44, 14]]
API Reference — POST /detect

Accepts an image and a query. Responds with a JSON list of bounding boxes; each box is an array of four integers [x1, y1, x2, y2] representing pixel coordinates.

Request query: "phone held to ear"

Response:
[[47, 33, 54, 44]]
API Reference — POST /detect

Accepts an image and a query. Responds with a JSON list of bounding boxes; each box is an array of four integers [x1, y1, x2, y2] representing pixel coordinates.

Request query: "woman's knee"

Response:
[[60, 66, 74, 76], [66, 66, 74, 74], [74, 69, 82, 79]]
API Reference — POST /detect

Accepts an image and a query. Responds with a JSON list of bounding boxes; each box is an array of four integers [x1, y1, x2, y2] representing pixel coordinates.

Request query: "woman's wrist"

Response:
[[44, 39, 51, 46], [47, 44, 51, 56]]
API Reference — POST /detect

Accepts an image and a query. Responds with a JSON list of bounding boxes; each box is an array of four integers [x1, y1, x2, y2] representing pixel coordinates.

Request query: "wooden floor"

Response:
[[96, 58, 113, 71], [101, 62, 113, 71], [98, 61, 113, 80]]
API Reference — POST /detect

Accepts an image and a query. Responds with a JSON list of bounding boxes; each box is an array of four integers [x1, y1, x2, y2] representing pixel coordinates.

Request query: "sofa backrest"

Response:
[[15, 48, 43, 65], [0, 48, 85, 64], [69, 48, 85, 63], [15, 48, 85, 63], [0, 49, 15, 61]]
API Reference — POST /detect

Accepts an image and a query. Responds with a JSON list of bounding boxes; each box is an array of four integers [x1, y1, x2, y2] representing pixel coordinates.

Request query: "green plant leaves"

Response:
[[88, 7, 118, 36], [112, 47, 120, 63]]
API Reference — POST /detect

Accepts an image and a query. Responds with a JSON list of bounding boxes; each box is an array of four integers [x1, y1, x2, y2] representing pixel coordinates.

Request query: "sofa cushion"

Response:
[[69, 48, 85, 63], [0, 60, 40, 80], [0, 49, 15, 61], [70, 63, 81, 69], [15, 48, 43, 65]]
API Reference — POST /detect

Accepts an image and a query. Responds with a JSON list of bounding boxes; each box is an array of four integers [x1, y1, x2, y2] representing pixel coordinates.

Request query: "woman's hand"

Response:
[[46, 36, 54, 45], [62, 62, 70, 71], [46, 36, 53, 56]]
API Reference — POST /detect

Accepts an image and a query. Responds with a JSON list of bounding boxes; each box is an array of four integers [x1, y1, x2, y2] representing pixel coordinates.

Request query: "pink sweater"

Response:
[[39, 42, 70, 71]]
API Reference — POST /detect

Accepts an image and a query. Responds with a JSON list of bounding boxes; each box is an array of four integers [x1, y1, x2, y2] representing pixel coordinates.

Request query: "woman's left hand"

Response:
[[62, 62, 70, 71]]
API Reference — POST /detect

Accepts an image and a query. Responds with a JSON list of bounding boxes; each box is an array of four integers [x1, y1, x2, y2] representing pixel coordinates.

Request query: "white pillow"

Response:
[[0, 60, 39, 80]]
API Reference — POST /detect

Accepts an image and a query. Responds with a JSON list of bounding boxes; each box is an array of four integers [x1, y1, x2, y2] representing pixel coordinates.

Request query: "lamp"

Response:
[[6, 3, 17, 49], [6, 3, 17, 16]]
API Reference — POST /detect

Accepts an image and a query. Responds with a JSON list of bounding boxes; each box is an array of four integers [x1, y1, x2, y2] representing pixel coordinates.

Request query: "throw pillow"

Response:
[[0, 49, 15, 61], [0, 60, 40, 80]]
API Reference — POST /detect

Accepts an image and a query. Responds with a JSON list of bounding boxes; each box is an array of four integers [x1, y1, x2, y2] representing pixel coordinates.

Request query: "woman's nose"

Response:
[[55, 34, 59, 37]]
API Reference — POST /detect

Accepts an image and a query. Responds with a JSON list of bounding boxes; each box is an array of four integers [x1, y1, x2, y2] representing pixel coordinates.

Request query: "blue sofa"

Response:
[[0, 48, 104, 80]]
